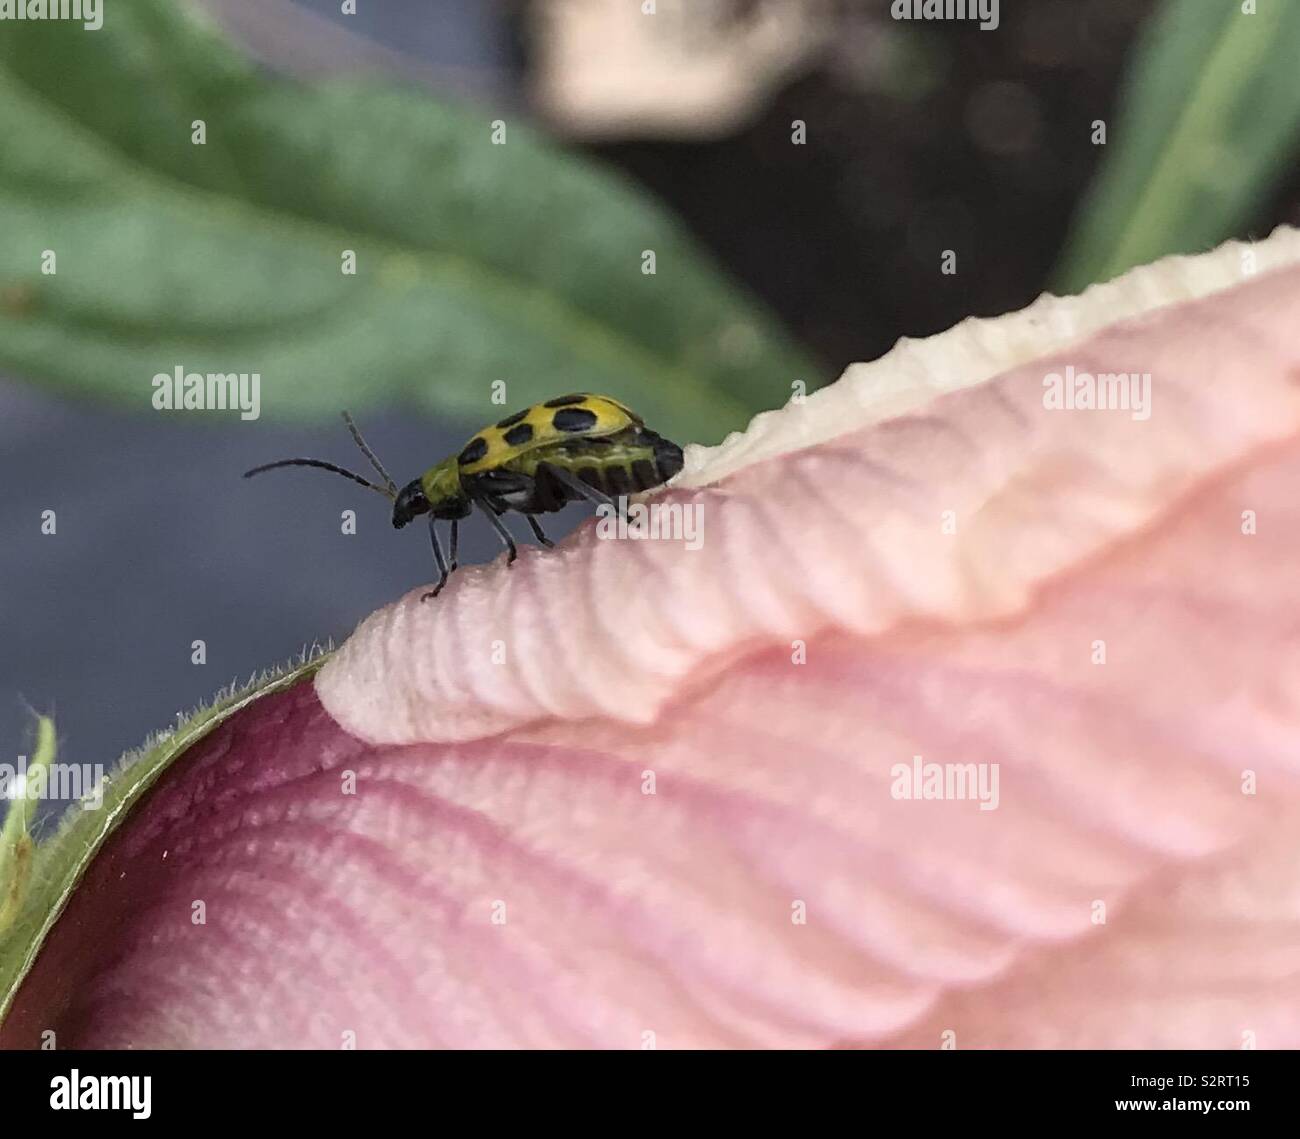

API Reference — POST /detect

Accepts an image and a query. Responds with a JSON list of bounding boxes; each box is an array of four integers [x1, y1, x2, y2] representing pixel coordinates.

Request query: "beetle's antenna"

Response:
[[341, 411, 398, 495], [243, 458, 396, 500]]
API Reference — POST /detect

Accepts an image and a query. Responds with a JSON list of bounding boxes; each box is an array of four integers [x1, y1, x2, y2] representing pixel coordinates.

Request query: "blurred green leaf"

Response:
[[0, 1, 819, 444], [1053, 0, 1300, 292]]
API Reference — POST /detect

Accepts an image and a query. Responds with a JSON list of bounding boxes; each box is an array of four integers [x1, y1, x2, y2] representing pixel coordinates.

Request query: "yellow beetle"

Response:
[[245, 394, 684, 598]]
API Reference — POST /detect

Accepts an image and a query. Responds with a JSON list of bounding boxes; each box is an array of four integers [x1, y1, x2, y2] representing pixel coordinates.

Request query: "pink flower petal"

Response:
[[4, 231, 1299, 1049]]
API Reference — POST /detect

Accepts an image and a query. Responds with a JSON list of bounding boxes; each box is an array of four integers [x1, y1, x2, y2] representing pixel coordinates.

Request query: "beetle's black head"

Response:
[[392, 479, 431, 529]]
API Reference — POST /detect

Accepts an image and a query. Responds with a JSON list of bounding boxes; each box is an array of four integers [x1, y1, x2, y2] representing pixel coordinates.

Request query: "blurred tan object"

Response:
[[530, 0, 825, 140]]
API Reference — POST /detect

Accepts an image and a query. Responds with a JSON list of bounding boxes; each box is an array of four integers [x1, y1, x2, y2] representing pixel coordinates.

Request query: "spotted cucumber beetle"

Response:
[[244, 394, 685, 599]]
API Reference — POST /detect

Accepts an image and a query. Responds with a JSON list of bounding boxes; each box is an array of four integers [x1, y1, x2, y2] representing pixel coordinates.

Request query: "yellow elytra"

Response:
[[455, 393, 644, 474]]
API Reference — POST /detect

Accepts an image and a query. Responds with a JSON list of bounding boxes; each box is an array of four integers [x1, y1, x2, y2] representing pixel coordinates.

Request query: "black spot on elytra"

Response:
[[543, 393, 588, 408], [553, 407, 598, 433], [458, 436, 488, 466], [495, 409, 528, 429], [503, 423, 534, 447]]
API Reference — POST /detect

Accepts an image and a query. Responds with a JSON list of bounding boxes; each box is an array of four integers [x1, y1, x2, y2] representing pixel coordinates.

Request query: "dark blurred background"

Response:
[[3, 0, 1299, 772]]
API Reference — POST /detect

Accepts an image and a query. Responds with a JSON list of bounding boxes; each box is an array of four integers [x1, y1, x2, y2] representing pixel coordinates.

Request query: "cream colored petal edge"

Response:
[[678, 225, 1300, 488]]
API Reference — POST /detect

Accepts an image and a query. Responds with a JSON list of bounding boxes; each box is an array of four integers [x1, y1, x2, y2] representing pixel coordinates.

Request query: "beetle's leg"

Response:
[[472, 496, 518, 565], [449, 519, 460, 571], [420, 516, 450, 601], [543, 464, 627, 521], [525, 515, 555, 548]]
